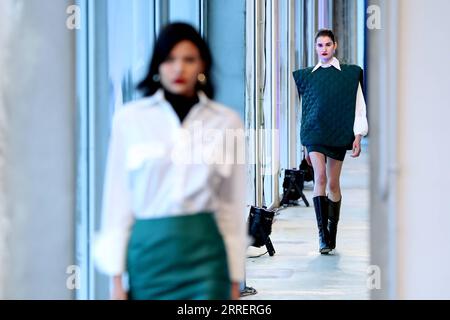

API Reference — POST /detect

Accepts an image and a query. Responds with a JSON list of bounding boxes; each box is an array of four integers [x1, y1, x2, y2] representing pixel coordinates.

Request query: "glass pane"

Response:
[[207, 0, 246, 117], [168, 0, 200, 28], [79, 0, 156, 299], [108, 0, 155, 106]]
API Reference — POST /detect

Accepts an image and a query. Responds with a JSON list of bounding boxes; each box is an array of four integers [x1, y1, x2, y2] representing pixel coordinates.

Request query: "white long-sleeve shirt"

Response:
[[93, 89, 247, 282], [312, 57, 369, 137]]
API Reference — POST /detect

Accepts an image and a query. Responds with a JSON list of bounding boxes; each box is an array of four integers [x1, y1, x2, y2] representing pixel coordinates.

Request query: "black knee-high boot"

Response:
[[313, 196, 331, 254], [328, 198, 341, 250]]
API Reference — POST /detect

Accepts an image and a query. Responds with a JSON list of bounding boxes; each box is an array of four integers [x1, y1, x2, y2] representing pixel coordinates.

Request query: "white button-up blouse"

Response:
[[93, 89, 247, 282]]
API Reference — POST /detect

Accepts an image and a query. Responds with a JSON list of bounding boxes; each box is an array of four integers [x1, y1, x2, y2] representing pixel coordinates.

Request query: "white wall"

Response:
[[1, 0, 76, 299], [370, 0, 450, 299], [0, 0, 16, 299], [397, 0, 450, 299]]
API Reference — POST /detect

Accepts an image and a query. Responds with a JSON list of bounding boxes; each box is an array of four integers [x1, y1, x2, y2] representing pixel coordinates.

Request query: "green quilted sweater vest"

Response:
[[293, 64, 362, 149]]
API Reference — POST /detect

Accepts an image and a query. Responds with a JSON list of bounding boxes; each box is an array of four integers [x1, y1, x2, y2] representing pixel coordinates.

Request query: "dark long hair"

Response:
[[137, 22, 215, 98]]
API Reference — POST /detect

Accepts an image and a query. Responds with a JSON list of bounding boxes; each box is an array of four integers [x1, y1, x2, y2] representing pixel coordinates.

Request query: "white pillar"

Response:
[[318, 0, 332, 29], [370, 0, 450, 299], [1, 0, 76, 299], [0, 0, 17, 299], [396, 0, 450, 299]]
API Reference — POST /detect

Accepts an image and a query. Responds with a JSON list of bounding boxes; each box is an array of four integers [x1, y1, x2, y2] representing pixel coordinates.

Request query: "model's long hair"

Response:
[[137, 22, 215, 98]]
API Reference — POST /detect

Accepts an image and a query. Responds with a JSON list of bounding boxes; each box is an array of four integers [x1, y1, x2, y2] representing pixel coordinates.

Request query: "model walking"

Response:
[[293, 29, 368, 254]]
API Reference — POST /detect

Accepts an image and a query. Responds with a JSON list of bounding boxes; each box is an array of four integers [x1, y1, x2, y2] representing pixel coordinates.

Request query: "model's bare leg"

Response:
[[309, 152, 330, 253], [326, 158, 344, 201], [309, 152, 327, 197]]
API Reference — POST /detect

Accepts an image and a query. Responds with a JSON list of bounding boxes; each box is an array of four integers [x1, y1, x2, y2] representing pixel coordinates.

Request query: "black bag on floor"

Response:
[[280, 168, 310, 207], [248, 206, 276, 256]]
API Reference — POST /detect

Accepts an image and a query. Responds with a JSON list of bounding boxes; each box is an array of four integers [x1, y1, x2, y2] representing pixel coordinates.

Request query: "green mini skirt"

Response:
[[306, 145, 347, 161], [126, 212, 230, 300]]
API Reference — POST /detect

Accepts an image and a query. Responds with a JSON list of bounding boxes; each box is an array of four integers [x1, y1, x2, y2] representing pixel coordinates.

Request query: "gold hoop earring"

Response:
[[197, 73, 207, 84]]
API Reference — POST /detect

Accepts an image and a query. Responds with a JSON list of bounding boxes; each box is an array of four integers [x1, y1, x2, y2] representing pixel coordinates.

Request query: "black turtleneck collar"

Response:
[[164, 90, 200, 123]]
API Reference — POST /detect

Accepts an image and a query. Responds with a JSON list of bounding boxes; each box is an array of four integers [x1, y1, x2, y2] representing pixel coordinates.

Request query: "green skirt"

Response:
[[126, 212, 230, 300]]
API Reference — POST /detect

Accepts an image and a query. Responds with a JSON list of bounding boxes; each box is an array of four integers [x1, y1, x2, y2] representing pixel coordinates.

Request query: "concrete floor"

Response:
[[242, 151, 370, 300]]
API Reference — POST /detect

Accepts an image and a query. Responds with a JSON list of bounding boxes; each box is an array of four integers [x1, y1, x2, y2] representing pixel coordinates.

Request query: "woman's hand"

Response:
[[351, 135, 362, 158], [111, 275, 128, 300], [304, 148, 312, 166], [231, 282, 241, 300]]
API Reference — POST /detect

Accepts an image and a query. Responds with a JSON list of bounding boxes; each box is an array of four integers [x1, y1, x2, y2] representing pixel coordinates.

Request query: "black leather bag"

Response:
[[248, 206, 276, 256], [299, 157, 314, 182]]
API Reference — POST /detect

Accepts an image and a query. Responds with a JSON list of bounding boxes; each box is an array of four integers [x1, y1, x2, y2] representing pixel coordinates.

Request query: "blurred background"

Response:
[[0, 0, 449, 299]]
